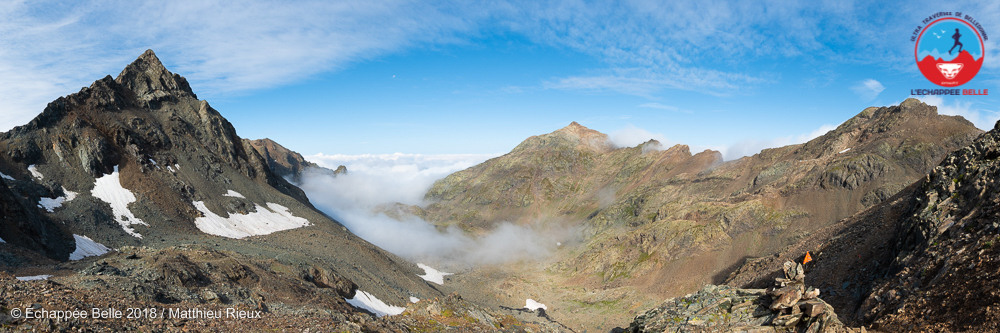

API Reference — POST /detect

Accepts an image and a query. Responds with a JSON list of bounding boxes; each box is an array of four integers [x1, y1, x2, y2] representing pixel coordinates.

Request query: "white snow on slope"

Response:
[[192, 201, 310, 239], [525, 299, 547, 311], [16, 275, 53, 281], [0, 237, 5, 243], [839, 148, 851, 154], [149, 159, 160, 169], [223, 190, 245, 198], [167, 166, 175, 173], [416, 263, 453, 285], [38, 187, 78, 212], [69, 234, 111, 260], [0, 172, 13, 180], [92, 165, 147, 238], [345, 290, 406, 317], [409, 296, 420, 303], [27, 165, 43, 179]]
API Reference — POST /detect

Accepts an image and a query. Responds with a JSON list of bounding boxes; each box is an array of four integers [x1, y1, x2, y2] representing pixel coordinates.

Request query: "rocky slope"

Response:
[[0, 248, 566, 332], [418, 100, 978, 288], [0, 50, 441, 314], [248, 138, 345, 183], [726, 118, 1000, 332], [398, 100, 981, 330]]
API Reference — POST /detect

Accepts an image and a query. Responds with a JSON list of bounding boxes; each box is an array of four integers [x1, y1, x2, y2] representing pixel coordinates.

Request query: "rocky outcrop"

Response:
[[0, 178, 72, 260], [621, 261, 851, 333], [247, 138, 345, 183]]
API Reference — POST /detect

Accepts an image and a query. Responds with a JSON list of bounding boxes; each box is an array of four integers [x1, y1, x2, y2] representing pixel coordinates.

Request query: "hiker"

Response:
[[949, 28, 963, 55]]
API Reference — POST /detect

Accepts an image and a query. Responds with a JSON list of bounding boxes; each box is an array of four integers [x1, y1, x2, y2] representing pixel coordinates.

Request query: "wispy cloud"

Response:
[[0, 1, 484, 131], [513, 1, 912, 96], [917, 95, 1000, 131], [850, 79, 885, 101], [720, 123, 837, 160], [638, 102, 691, 113], [609, 124, 670, 149]]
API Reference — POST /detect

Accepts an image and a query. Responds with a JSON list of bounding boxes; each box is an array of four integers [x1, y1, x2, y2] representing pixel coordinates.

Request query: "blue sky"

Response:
[[1, 1, 999, 159]]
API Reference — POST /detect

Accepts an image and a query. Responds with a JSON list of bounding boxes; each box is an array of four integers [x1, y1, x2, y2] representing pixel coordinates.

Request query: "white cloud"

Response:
[[720, 123, 836, 161], [609, 124, 670, 149], [305, 153, 498, 206], [917, 95, 1000, 131], [296, 153, 578, 265], [850, 79, 885, 101]]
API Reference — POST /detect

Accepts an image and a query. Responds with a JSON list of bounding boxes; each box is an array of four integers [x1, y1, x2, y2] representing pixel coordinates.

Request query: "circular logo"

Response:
[[915, 17, 985, 87]]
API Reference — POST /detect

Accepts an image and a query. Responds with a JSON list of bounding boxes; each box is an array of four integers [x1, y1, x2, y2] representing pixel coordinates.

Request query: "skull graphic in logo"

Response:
[[936, 63, 964, 80]]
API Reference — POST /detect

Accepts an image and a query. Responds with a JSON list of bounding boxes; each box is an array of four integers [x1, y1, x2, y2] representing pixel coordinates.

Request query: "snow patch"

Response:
[[409, 296, 420, 303], [223, 190, 245, 198], [16, 275, 53, 281], [27, 165, 43, 180], [345, 290, 405, 317], [525, 299, 547, 311], [416, 263, 453, 285], [38, 187, 78, 212], [149, 159, 160, 169], [0, 172, 13, 180], [69, 234, 111, 260], [839, 148, 851, 154], [0, 237, 5, 243], [92, 165, 148, 238], [167, 166, 175, 173], [174, 164, 181, 170], [192, 201, 311, 239]]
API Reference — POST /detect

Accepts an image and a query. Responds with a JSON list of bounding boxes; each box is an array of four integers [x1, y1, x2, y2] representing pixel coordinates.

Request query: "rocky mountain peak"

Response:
[[114, 49, 196, 103], [556, 121, 602, 138], [548, 121, 613, 153]]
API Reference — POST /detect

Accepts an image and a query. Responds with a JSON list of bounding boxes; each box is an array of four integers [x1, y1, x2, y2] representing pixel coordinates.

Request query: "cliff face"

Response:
[[0, 50, 440, 306]]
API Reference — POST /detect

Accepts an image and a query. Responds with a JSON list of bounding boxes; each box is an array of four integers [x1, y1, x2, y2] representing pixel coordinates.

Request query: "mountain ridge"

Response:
[[0, 50, 441, 308], [407, 99, 983, 330]]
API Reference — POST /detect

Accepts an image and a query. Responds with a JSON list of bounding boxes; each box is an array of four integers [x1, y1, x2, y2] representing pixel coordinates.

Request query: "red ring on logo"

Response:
[[914, 17, 985, 87]]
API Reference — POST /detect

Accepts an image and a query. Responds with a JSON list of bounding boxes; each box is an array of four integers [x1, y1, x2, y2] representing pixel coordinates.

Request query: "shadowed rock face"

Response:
[[0, 50, 440, 305], [0, 178, 71, 260], [248, 138, 345, 183], [406, 99, 982, 326]]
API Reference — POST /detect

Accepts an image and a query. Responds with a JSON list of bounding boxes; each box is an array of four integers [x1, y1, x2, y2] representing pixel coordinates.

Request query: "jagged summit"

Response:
[[115, 49, 196, 102]]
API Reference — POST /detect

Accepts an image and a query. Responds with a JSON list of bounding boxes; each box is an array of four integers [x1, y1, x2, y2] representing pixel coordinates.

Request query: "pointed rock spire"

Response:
[[115, 49, 196, 101]]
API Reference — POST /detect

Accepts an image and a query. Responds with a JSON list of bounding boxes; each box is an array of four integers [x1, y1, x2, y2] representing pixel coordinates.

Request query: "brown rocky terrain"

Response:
[[620, 261, 854, 333], [725, 118, 1000, 332], [0, 246, 565, 332], [401, 100, 981, 330]]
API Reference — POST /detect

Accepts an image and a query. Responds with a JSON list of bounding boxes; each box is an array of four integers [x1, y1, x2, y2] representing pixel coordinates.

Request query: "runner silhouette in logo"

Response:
[[949, 28, 963, 55]]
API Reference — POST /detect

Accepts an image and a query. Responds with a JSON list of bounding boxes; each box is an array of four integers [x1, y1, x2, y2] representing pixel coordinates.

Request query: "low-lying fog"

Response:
[[296, 153, 580, 267]]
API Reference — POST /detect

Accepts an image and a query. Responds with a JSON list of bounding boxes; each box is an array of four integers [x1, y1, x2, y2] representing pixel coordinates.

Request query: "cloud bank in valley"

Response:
[[297, 153, 576, 266]]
